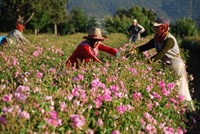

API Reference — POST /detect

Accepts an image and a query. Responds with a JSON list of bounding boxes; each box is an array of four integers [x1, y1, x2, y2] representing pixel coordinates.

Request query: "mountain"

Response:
[[67, 0, 200, 23]]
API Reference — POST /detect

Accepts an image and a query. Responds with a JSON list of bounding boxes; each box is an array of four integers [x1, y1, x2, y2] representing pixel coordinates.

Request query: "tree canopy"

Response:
[[0, 0, 68, 34]]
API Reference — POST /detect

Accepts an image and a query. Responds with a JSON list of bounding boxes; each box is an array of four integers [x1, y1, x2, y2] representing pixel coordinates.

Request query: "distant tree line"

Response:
[[0, 1, 199, 37], [104, 5, 199, 37], [104, 5, 156, 37], [0, 0, 97, 35]]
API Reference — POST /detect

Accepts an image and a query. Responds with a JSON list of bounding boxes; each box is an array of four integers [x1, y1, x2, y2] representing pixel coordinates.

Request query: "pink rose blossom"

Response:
[[93, 97, 103, 108], [111, 130, 121, 134], [116, 105, 127, 114], [87, 129, 94, 134], [45, 96, 52, 100], [145, 124, 156, 133], [19, 111, 30, 119], [143, 51, 150, 57], [49, 111, 57, 119], [14, 92, 27, 102], [91, 78, 100, 88], [176, 95, 185, 101], [128, 68, 138, 76], [162, 88, 170, 96], [96, 118, 104, 126], [60, 102, 66, 111], [146, 85, 153, 92], [36, 71, 43, 79], [2, 94, 13, 102], [170, 98, 179, 105], [66, 94, 73, 100], [133, 92, 142, 101], [77, 74, 84, 80], [167, 82, 175, 90], [176, 126, 184, 134], [147, 103, 153, 110], [12, 57, 18, 66], [158, 81, 166, 89], [110, 85, 119, 92], [45, 118, 62, 127], [151, 92, 162, 100], [15, 71, 20, 78], [70, 114, 86, 128], [0, 116, 7, 125], [163, 126, 174, 134], [16, 85, 30, 92]]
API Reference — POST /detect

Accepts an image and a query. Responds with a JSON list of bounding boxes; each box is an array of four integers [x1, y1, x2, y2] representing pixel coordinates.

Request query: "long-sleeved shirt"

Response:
[[136, 33, 180, 62], [7, 29, 29, 43], [66, 41, 118, 68]]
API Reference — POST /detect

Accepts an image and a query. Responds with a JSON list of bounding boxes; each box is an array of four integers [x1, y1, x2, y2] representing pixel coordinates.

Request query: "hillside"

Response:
[[0, 33, 197, 133], [67, 0, 200, 23]]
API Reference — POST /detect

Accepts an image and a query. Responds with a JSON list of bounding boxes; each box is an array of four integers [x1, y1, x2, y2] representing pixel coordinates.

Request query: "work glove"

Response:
[[125, 48, 137, 58]]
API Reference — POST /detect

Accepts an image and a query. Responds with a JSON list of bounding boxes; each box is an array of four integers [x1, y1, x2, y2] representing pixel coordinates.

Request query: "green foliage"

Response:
[[181, 36, 200, 53], [29, 11, 49, 30], [58, 9, 97, 35], [0, 0, 68, 34], [48, 0, 68, 25], [0, 0, 43, 25], [171, 17, 199, 37], [105, 15, 131, 33], [105, 5, 156, 35], [0, 33, 191, 133]]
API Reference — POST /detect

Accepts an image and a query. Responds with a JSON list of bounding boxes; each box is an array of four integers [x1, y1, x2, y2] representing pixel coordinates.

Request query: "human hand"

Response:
[[125, 48, 137, 58], [130, 48, 137, 54], [147, 58, 153, 64]]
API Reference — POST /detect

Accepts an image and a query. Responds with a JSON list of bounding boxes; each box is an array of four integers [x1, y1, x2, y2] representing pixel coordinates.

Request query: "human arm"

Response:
[[135, 39, 155, 53], [98, 43, 118, 56], [137, 24, 145, 34], [150, 38, 174, 62]]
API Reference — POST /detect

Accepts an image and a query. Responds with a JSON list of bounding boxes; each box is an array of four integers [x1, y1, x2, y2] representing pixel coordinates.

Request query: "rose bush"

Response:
[[0, 33, 190, 133]]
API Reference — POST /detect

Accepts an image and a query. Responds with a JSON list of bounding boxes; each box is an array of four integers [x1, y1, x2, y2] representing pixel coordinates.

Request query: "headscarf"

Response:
[[154, 24, 169, 43], [153, 18, 170, 43], [16, 24, 25, 32]]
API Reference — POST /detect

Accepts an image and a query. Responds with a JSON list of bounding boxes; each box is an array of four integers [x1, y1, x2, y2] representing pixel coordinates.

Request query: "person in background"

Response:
[[126, 19, 145, 43], [130, 17, 195, 111], [66, 27, 118, 68], [6, 23, 29, 44], [0, 36, 9, 49]]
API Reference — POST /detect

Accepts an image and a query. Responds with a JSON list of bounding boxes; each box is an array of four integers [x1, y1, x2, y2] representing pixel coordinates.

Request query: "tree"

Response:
[[0, 0, 68, 34], [105, 5, 156, 35], [67, 8, 89, 34], [0, 0, 42, 30], [172, 17, 199, 37], [58, 10, 97, 35], [48, 0, 68, 35], [29, 11, 49, 35]]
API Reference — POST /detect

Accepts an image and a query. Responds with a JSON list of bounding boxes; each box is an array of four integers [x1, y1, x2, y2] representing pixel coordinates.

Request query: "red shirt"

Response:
[[66, 41, 118, 68]]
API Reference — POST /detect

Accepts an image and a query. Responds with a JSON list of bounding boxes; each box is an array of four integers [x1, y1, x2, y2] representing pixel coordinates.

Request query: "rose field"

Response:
[[0, 33, 197, 133]]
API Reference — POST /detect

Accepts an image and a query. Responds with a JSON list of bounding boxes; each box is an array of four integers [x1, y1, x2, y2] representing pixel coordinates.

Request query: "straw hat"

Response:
[[83, 27, 107, 41], [153, 17, 170, 26]]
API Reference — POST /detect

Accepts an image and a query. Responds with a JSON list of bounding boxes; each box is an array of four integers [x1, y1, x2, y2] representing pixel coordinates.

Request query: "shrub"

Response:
[[0, 33, 190, 133], [171, 18, 199, 37]]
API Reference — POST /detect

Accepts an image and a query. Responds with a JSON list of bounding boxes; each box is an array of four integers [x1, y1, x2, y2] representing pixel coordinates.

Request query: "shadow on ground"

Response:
[[186, 51, 200, 134]]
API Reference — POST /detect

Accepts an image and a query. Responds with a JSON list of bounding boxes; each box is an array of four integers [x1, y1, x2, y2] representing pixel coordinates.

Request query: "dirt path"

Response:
[[186, 51, 200, 134]]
